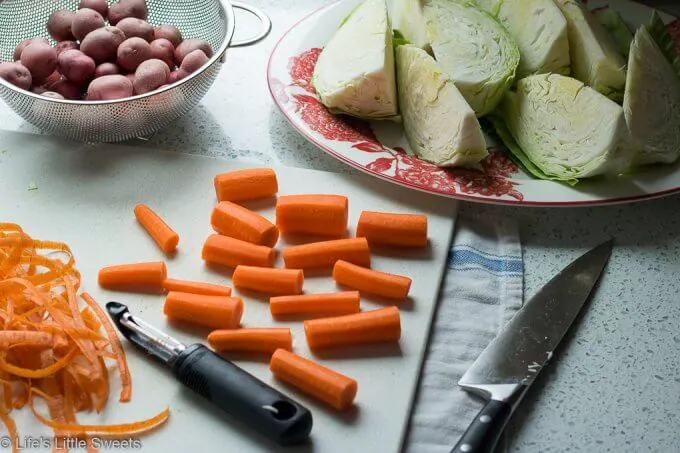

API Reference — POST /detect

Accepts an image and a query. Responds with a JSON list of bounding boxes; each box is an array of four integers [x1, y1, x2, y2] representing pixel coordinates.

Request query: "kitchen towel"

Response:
[[404, 213, 524, 453]]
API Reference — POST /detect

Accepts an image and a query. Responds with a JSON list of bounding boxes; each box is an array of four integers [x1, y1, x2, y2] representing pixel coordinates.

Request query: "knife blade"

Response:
[[451, 240, 614, 453]]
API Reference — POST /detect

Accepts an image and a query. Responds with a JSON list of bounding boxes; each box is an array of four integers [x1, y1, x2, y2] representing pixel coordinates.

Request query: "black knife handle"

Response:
[[450, 399, 512, 453], [172, 344, 313, 446]]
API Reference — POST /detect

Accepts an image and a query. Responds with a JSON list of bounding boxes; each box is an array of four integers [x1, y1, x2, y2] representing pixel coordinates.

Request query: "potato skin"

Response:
[[86, 74, 134, 100], [80, 27, 126, 63], [41, 91, 66, 100], [133, 59, 170, 94], [116, 18, 154, 42], [78, 0, 109, 18], [108, 0, 148, 25], [58, 49, 96, 84], [153, 25, 183, 47], [47, 9, 76, 41], [55, 41, 79, 56], [167, 69, 188, 84], [72, 8, 106, 41], [116, 37, 153, 72], [14, 37, 50, 61], [20, 43, 58, 84], [94, 62, 120, 77], [149, 39, 175, 68], [174, 40, 213, 64], [46, 76, 84, 100], [0, 62, 32, 90], [180, 49, 209, 74]]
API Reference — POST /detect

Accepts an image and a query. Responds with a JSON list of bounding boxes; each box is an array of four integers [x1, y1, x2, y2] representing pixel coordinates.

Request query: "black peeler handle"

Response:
[[172, 344, 312, 446]]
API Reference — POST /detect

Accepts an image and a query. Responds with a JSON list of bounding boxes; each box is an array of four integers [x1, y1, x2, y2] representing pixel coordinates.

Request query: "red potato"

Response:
[[117, 18, 154, 42], [78, 0, 109, 18], [149, 39, 175, 68], [47, 9, 76, 42], [41, 91, 65, 100], [124, 73, 135, 83], [55, 41, 79, 56], [87, 74, 133, 100], [20, 43, 58, 84], [133, 59, 170, 94], [94, 62, 120, 77], [32, 86, 48, 95], [174, 40, 213, 64], [14, 37, 50, 61], [167, 69, 187, 84], [72, 8, 106, 41], [180, 49, 208, 74], [46, 77, 84, 100], [108, 0, 148, 25], [0, 62, 32, 90], [153, 25, 183, 47], [58, 49, 96, 84], [117, 37, 153, 72], [80, 27, 126, 63]]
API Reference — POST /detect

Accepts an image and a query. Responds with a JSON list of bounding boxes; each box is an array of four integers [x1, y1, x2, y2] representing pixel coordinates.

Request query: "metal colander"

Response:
[[0, 0, 270, 143]]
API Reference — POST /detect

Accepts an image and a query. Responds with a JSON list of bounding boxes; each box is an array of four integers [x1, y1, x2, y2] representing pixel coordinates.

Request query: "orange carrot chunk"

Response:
[[202, 234, 275, 268], [208, 328, 292, 354], [333, 260, 411, 299], [270, 292, 360, 318], [134, 204, 180, 254], [232, 266, 304, 295], [270, 349, 357, 411], [214, 168, 278, 202], [356, 211, 427, 248], [163, 278, 231, 297], [304, 307, 401, 350], [164, 291, 243, 329], [276, 195, 348, 237], [98, 261, 167, 294], [211, 201, 279, 247], [282, 238, 370, 269]]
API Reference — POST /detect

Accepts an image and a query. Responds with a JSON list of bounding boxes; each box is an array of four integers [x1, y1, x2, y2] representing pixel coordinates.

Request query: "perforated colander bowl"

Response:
[[0, 0, 269, 142]]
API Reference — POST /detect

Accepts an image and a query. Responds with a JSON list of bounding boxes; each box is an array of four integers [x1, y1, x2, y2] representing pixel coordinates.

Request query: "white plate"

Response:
[[267, 0, 680, 206]]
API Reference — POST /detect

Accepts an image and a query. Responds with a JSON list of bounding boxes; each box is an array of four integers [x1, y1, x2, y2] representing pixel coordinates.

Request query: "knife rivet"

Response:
[[480, 415, 491, 423], [460, 444, 472, 452]]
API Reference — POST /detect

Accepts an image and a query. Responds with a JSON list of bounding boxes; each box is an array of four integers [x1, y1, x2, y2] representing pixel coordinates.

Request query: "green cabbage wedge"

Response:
[[423, 0, 519, 117], [593, 7, 634, 59], [478, 0, 571, 77], [396, 45, 488, 167], [392, 0, 430, 50], [499, 74, 633, 180], [623, 26, 680, 166], [312, 0, 398, 119], [554, 0, 627, 102]]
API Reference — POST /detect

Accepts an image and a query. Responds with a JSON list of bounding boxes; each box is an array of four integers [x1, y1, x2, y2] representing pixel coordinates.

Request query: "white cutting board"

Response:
[[0, 130, 456, 453]]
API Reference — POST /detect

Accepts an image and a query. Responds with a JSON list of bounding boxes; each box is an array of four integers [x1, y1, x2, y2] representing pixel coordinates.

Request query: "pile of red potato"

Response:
[[0, 0, 214, 101]]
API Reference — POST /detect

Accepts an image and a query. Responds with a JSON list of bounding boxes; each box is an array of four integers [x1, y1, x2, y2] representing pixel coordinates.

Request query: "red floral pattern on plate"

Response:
[[283, 47, 524, 201], [668, 19, 680, 50]]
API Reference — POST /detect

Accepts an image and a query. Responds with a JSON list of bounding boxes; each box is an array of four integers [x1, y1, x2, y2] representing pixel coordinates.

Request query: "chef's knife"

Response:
[[451, 240, 613, 453]]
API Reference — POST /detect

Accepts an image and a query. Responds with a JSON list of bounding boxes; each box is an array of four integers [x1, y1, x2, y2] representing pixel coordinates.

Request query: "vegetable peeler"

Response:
[[105, 302, 313, 446]]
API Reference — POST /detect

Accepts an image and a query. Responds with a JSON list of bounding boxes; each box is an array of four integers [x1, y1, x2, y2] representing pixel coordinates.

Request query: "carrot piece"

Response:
[[214, 168, 278, 202], [232, 266, 304, 295], [208, 328, 292, 354], [164, 292, 243, 329], [98, 261, 167, 294], [276, 194, 348, 237], [333, 260, 411, 299], [0, 331, 53, 348], [282, 238, 370, 269], [269, 291, 360, 318], [134, 204, 180, 254], [163, 278, 231, 297], [202, 235, 275, 268], [270, 349, 357, 411], [304, 307, 401, 350], [356, 211, 428, 247], [211, 201, 279, 247]]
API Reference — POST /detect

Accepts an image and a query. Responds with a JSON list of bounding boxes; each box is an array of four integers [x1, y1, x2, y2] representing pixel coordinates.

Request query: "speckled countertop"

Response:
[[0, 1, 679, 452]]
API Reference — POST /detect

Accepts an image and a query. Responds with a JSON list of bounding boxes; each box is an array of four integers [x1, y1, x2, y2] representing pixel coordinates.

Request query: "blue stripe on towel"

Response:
[[447, 248, 523, 276]]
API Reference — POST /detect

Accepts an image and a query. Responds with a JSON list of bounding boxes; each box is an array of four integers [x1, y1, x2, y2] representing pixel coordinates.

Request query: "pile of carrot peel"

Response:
[[0, 224, 169, 452]]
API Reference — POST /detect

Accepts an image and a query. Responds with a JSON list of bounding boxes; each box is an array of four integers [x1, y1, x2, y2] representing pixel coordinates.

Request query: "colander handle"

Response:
[[229, 2, 272, 48]]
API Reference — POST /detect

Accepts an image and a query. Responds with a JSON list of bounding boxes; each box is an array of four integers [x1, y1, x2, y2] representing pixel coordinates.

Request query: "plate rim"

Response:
[[266, 0, 680, 207]]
